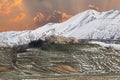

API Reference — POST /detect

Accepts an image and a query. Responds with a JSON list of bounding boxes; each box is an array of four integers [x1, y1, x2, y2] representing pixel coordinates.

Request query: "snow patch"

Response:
[[91, 41, 120, 50]]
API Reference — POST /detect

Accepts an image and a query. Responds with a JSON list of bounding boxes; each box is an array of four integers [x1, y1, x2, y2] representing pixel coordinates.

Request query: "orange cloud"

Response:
[[12, 0, 24, 10], [47, 11, 72, 22], [33, 12, 45, 26], [0, 0, 23, 14], [88, 4, 100, 11], [10, 13, 26, 22], [34, 11, 72, 27]]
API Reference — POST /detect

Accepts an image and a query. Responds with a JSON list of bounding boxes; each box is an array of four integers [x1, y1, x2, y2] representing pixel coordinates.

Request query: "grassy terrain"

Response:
[[0, 43, 120, 79]]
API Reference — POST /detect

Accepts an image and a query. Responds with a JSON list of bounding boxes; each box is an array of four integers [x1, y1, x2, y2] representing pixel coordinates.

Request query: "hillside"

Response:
[[0, 42, 120, 79]]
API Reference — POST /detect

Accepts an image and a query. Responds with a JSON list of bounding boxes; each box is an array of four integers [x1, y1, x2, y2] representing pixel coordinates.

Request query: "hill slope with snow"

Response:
[[1, 9, 120, 46]]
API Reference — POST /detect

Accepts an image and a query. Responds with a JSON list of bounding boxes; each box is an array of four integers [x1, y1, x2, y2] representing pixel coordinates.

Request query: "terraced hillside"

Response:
[[0, 43, 120, 79], [17, 43, 120, 75]]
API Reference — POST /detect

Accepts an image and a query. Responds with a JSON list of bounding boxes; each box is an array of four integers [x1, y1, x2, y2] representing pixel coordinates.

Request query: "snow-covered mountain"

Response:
[[1, 9, 120, 46]]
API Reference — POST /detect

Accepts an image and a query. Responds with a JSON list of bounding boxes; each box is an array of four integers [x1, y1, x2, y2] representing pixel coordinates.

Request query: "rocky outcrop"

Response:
[[45, 35, 79, 44]]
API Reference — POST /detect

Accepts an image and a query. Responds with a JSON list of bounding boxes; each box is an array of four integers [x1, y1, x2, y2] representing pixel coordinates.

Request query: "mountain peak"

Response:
[[1, 9, 120, 46]]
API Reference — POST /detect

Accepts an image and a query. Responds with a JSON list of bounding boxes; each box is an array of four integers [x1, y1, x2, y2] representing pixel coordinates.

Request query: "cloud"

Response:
[[33, 11, 72, 27], [33, 12, 45, 26], [0, 0, 23, 14], [88, 4, 100, 11], [47, 11, 72, 23], [10, 13, 26, 22]]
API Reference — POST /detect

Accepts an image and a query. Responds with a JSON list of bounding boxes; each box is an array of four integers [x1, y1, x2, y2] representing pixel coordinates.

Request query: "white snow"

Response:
[[91, 41, 120, 51], [0, 9, 120, 48]]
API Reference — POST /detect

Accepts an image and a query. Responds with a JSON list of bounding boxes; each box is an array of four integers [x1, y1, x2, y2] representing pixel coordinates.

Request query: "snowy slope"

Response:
[[1, 9, 120, 46]]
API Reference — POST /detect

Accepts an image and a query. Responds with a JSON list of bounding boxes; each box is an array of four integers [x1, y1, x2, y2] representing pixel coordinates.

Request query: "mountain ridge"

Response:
[[1, 9, 120, 46]]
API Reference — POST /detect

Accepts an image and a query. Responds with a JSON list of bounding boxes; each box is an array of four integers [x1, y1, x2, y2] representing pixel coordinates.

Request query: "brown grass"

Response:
[[53, 65, 78, 73], [0, 67, 14, 72]]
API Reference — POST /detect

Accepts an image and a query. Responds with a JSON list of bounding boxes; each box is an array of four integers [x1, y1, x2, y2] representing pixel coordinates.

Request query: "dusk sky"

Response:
[[0, 0, 120, 32]]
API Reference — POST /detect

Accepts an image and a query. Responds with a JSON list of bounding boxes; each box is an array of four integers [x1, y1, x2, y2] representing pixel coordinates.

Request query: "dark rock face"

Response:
[[29, 39, 44, 48]]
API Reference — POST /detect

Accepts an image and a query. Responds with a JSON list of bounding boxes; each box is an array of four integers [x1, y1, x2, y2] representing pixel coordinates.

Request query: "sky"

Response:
[[0, 0, 120, 32]]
